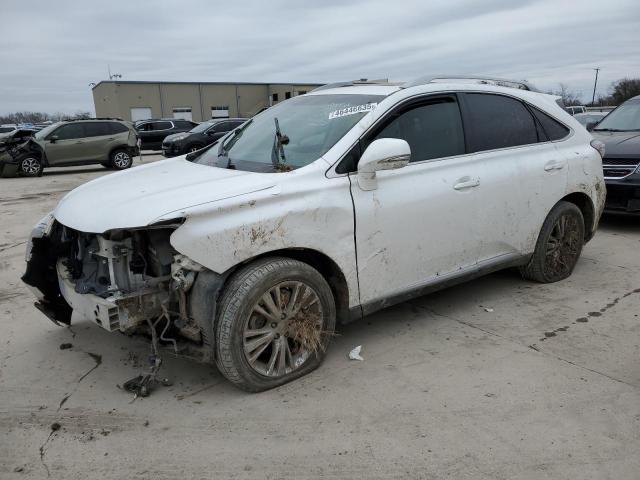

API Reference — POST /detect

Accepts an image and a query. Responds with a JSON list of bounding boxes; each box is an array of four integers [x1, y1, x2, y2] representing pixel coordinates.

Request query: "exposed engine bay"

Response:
[[22, 217, 219, 368]]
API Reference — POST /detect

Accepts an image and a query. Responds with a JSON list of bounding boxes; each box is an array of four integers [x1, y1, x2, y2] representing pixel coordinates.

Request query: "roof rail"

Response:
[[311, 78, 399, 92], [63, 117, 125, 122], [405, 75, 539, 92]]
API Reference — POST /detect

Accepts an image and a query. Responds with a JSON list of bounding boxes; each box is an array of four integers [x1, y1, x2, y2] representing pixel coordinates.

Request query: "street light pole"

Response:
[[591, 68, 600, 105]]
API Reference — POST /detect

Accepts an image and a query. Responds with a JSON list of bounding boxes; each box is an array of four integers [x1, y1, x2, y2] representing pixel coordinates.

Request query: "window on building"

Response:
[[172, 107, 193, 121], [272, 93, 279, 102], [462, 93, 538, 152], [298, 91, 307, 95], [285, 91, 292, 99], [211, 106, 230, 119]]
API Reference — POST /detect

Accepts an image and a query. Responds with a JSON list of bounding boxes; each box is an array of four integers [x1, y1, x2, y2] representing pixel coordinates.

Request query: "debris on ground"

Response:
[[59, 343, 73, 350], [483, 307, 494, 313], [349, 345, 364, 361], [50, 422, 61, 432]]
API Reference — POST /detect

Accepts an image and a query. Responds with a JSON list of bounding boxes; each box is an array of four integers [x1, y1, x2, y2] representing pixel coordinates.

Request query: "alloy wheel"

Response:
[[113, 152, 131, 168], [21, 157, 40, 174], [243, 281, 324, 377], [544, 213, 581, 278]]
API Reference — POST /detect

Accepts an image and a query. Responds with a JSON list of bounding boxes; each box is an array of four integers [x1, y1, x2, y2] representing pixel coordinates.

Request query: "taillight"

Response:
[[590, 139, 605, 158]]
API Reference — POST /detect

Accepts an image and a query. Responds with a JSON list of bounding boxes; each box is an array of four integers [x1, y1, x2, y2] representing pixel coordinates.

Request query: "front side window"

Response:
[[593, 99, 640, 132], [54, 123, 85, 140], [153, 121, 173, 131], [463, 93, 538, 152], [373, 98, 465, 162], [194, 93, 384, 172]]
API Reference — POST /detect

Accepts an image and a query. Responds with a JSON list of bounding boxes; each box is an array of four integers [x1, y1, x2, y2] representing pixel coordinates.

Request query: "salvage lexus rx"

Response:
[[23, 77, 606, 392]]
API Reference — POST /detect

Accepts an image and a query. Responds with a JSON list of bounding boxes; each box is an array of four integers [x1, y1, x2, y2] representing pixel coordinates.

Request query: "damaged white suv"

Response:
[[23, 77, 606, 392]]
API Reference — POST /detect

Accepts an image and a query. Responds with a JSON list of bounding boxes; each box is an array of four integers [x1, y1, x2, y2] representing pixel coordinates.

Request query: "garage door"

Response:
[[172, 107, 193, 121], [130, 107, 153, 122]]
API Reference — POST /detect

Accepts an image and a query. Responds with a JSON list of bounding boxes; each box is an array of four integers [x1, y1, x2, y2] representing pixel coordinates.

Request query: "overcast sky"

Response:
[[1, 0, 638, 114]]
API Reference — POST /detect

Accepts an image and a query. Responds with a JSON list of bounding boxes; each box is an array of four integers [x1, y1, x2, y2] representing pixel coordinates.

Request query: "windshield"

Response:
[[35, 122, 62, 139], [189, 121, 216, 133], [193, 93, 384, 172], [593, 100, 640, 131]]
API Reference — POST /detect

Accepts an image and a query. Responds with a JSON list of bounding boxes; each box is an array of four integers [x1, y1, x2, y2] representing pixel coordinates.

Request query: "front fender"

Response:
[[169, 174, 359, 307]]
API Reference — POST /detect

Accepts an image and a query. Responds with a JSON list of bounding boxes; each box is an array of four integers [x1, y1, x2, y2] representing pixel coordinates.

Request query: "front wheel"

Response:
[[109, 149, 133, 170], [520, 201, 585, 283], [215, 257, 336, 392], [18, 156, 43, 177]]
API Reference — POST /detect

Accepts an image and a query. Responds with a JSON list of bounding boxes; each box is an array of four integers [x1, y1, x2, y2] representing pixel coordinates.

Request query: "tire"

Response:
[[186, 143, 204, 153], [215, 257, 336, 392], [109, 149, 133, 170], [520, 201, 585, 283], [18, 155, 44, 177]]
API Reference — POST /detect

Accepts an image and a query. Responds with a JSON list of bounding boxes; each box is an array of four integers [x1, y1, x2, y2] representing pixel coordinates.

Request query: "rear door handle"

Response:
[[453, 177, 480, 190], [544, 160, 565, 171]]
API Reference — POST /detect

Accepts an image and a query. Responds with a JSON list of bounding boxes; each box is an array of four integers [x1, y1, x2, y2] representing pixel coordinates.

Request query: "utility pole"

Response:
[[591, 67, 600, 105]]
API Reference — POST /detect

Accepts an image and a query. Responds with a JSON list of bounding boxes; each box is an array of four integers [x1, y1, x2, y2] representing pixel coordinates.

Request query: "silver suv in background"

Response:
[[2, 118, 139, 177]]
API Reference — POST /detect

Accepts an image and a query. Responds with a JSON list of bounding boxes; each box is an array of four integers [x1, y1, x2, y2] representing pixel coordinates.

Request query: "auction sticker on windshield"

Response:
[[328, 103, 377, 119]]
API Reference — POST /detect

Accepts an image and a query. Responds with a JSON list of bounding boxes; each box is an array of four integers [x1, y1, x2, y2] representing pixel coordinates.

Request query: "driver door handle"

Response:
[[453, 177, 480, 190]]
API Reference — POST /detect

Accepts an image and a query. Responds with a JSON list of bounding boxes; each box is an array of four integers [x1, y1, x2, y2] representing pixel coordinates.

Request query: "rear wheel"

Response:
[[110, 149, 132, 170], [520, 201, 585, 283], [215, 257, 336, 392], [18, 156, 43, 177]]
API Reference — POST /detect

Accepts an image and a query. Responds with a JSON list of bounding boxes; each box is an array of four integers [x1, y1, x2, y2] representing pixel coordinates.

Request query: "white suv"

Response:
[[23, 77, 606, 392]]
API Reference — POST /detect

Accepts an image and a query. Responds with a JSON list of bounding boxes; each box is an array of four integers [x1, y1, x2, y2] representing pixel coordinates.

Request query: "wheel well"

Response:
[[237, 248, 351, 323], [562, 192, 595, 241]]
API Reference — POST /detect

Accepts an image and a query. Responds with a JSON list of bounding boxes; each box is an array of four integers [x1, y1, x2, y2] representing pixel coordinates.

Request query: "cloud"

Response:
[[0, 0, 638, 114]]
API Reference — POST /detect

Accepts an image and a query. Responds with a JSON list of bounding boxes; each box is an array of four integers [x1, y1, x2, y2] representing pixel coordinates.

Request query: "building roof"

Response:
[[92, 80, 324, 90]]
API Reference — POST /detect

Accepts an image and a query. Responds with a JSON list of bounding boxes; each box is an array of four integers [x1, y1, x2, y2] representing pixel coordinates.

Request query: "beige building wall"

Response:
[[92, 81, 322, 121]]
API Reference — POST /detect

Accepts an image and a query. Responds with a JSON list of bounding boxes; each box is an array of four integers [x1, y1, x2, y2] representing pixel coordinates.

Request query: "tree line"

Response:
[[0, 111, 92, 125], [550, 77, 640, 107]]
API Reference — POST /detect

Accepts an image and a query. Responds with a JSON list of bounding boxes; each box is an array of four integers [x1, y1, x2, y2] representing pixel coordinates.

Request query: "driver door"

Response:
[[45, 123, 87, 165], [349, 95, 485, 308]]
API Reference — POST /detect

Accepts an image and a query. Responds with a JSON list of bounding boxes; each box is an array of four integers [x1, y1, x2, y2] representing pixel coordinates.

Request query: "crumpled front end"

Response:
[[22, 214, 217, 361]]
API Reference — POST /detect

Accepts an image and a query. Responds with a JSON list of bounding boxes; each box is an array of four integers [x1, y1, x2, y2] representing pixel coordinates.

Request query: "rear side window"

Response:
[[174, 120, 193, 129], [531, 108, 570, 141], [109, 122, 129, 134], [154, 121, 173, 130], [373, 98, 465, 162], [462, 93, 538, 152], [84, 122, 111, 137]]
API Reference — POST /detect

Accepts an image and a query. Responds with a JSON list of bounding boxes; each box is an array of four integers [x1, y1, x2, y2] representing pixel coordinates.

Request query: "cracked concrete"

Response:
[[1, 157, 640, 479]]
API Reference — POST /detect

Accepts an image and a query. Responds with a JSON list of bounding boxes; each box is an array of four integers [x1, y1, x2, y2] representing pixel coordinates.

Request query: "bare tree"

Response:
[[548, 83, 582, 106], [0, 111, 92, 124]]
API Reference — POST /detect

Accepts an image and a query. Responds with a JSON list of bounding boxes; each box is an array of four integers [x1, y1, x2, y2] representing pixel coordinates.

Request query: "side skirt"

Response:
[[345, 253, 530, 323]]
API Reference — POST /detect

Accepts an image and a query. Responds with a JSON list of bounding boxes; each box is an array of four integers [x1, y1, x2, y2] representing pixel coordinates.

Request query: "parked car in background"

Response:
[[2, 118, 138, 177], [566, 105, 586, 115], [162, 118, 247, 157], [574, 112, 608, 130], [134, 118, 197, 150], [590, 95, 640, 214], [23, 77, 605, 392], [0, 127, 37, 177], [0, 124, 18, 134]]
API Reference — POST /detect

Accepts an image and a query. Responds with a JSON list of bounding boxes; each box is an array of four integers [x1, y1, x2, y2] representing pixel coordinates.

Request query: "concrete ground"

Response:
[[1, 154, 639, 479]]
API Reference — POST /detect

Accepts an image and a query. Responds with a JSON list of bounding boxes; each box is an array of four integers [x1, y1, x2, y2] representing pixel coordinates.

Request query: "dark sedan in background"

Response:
[[134, 118, 197, 150], [161, 118, 247, 157], [591, 95, 640, 214]]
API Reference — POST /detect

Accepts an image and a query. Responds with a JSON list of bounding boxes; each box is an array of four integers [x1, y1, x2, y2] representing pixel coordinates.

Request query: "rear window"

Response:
[[531, 108, 570, 141], [463, 93, 538, 152]]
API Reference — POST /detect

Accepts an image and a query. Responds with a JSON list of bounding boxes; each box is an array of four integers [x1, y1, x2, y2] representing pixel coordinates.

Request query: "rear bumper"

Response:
[[604, 174, 640, 214]]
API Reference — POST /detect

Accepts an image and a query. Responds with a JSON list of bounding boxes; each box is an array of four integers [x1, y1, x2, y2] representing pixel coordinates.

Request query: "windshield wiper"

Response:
[[271, 117, 289, 168], [218, 119, 253, 158]]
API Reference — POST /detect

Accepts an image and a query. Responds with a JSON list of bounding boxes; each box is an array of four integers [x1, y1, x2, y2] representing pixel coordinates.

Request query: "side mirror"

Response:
[[49, 135, 58, 143], [206, 129, 217, 136], [586, 121, 597, 132], [357, 138, 410, 191]]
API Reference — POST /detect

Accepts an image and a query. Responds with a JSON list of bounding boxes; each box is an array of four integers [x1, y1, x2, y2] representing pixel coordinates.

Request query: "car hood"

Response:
[[591, 130, 640, 158], [54, 157, 277, 233]]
